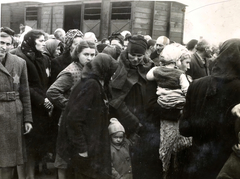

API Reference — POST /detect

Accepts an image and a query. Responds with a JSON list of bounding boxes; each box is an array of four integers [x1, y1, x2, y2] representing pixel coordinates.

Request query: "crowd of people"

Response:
[[1, 24, 240, 179]]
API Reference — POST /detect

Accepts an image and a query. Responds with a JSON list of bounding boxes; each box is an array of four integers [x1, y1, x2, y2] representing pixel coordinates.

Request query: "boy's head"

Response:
[[108, 118, 125, 145]]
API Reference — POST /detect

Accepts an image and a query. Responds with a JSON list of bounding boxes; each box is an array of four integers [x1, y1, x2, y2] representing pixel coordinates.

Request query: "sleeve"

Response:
[[19, 60, 33, 123], [46, 72, 73, 109], [179, 83, 193, 137], [146, 66, 158, 81], [179, 74, 190, 95], [114, 102, 140, 136], [67, 81, 99, 153]]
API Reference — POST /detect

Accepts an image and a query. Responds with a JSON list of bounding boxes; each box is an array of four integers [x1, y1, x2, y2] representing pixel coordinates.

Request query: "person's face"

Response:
[[78, 47, 96, 65], [179, 58, 191, 72], [111, 132, 124, 146], [156, 43, 165, 53], [57, 31, 65, 43], [128, 52, 144, 66], [0, 36, 12, 59], [70, 37, 82, 52], [35, 35, 46, 52], [204, 46, 213, 58], [53, 46, 61, 58]]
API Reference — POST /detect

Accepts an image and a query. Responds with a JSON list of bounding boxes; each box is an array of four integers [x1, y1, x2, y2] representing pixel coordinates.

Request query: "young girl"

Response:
[[146, 44, 192, 179], [108, 118, 133, 179]]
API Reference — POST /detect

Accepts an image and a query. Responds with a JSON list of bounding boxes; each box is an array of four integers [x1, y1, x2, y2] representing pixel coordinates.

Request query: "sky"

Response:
[[183, 0, 240, 44], [1, 0, 239, 45]]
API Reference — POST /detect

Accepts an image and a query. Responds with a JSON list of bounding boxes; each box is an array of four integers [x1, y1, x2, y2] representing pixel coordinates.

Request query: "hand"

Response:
[[44, 98, 53, 110], [231, 104, 240, 117], [24, 122, 32, 135], [79, 151, 88, 157]]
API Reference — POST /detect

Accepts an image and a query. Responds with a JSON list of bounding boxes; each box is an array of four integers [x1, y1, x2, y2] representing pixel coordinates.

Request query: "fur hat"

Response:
[[127, 35, 147, 55], [108, 118, 125, 135]]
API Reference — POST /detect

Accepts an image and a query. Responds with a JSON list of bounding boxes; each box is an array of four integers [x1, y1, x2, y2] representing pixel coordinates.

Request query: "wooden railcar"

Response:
[[1, 0, 186, 43]]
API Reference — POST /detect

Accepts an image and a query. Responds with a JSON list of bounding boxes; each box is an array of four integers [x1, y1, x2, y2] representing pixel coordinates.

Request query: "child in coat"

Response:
[[108, 118, 132, 179], [146, 44, 192, 179]]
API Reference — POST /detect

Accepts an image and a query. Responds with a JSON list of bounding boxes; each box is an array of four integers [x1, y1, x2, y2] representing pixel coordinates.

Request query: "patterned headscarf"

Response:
[[64, 29, 83, 52], [21, 29, 45, 59]]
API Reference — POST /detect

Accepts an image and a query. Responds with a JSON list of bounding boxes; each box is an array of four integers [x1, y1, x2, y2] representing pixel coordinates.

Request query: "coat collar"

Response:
[[0, 53, 16, 76], [111, 50, 150, 90], [194, 52, 209, 68]]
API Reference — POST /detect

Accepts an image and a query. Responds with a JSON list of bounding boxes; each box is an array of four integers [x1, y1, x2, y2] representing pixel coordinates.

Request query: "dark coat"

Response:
[[57, 53, 118, 179], [109, 50, 152, 136], [13, 46, 52, 156], [216, 147, 240, 179], [0, 53, 32, 167], [186, 52, 210, 80], [109, 50, 162, 179], [50, 51, 72, 85], [216, 115, 240, 179], [179, 38, 240, 179]]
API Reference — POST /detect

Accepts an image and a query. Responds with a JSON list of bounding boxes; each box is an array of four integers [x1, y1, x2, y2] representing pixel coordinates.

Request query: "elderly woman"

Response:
[[13, 29, 53, 179], [43, 38, 63, 60], [57, 53, 118, 179], [179, 38, 240, 179]]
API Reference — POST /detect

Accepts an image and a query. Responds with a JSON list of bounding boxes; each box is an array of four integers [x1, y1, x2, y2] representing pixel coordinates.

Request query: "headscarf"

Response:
[[102, 45, 121, 60], [211, 38, 240, 80], [160, 44, 182, 65], [82, 53, 118, 83], [64, 29, 83, 52], [21, 29, 45, 59], [206, 38, 240, 97], [43, 39, 61, 58]]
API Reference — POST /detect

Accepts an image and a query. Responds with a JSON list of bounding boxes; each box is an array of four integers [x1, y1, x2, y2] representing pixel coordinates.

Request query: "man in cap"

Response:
[[150, 36, 170, 65], [109, 35, 161, 179], [0, 29, 32, 178]]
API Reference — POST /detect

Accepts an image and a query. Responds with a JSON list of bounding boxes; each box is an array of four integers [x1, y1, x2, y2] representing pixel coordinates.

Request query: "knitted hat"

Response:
[[156, 36, 170, 45], [127, 35, 147, 55], [108, 118, 125, 135], [160, 44, 182, 64]]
